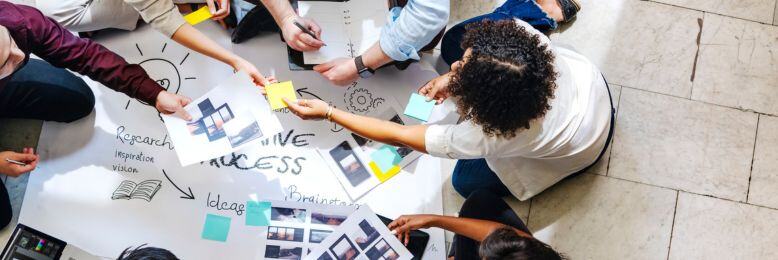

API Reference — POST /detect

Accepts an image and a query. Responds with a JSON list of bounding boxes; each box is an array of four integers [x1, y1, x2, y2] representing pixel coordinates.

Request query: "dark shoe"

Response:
[[556, 0, 581, 23], [231, 4, 279, 43]]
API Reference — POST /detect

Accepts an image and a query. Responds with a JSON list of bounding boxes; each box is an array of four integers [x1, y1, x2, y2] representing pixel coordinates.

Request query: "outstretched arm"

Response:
[[388, 214, 531, 245], [285, 98, 428, 153]]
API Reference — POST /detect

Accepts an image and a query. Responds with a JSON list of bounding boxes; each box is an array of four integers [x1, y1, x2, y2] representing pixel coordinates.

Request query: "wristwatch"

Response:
[[355, 55, 375, 79]]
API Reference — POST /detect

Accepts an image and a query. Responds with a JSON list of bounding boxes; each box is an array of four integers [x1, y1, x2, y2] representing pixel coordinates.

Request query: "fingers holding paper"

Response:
[[206, 0, 231, 20], [284, 98, 329, 120], [418, 72, 452, 104], [156, 91, 193, 121]]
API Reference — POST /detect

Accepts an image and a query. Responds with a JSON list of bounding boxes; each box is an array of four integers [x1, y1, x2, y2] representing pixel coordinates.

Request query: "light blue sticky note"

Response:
[[246, 201, 271, 226], [202, 214, 231, 242], [404, 93, 435, 122], [370, 145, 401, 172]]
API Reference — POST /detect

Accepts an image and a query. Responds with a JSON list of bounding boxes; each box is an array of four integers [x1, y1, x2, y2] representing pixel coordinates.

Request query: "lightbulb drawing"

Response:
[[125, 43, 197, 110]]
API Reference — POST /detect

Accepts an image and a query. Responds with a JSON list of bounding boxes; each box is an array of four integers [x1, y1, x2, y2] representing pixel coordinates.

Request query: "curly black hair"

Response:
[[479, 227, 566, 260], [448, 20, 557, 138]]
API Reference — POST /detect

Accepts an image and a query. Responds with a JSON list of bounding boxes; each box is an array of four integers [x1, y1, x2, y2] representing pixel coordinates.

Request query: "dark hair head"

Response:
[[117, 244, 179, 260], [449, 19, 557, 138], [479, 227, 565, 260]]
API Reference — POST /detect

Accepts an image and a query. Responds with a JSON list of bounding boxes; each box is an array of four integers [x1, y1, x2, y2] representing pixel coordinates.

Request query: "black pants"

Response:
[[0, 59, 95, 228], [451, 190, 530, 260]]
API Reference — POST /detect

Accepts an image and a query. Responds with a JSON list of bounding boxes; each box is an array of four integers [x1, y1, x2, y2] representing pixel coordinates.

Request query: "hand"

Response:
[[0, 148, 39, 177], [387, 214, 437, 246], [156, 91, 193, 121], [284, 98, 330, 120], [280, 15, 323, 52], [418, 72, 452, 104], [232, 57, 276, 88], [314, 57, 359, 86], [206, 0, 231, 20]]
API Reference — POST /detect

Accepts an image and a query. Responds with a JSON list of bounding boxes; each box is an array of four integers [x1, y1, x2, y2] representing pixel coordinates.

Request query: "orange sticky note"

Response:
[[369, 161, 401, 183], [266, 81, 297, 110], [185, 6, 213, 25]]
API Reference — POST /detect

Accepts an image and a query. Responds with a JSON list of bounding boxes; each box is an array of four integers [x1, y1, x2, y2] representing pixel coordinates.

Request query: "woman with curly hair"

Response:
[[285, 16, 612, 201]]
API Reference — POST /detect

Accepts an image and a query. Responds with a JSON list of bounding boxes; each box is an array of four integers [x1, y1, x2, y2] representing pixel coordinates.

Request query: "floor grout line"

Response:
[[617, 85, 778, 118], [598, 173, 778, 212], [745, 114, 761, 203], [665, 190, 680, 260], [646, 0, 778, 26]]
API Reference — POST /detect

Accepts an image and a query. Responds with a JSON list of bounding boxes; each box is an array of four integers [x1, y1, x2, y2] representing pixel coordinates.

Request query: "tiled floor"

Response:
[[3, 0, 778, 259]]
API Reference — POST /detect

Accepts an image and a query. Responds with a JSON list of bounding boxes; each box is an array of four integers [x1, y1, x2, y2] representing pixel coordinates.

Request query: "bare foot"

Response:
[[535, 0, 565, 22]]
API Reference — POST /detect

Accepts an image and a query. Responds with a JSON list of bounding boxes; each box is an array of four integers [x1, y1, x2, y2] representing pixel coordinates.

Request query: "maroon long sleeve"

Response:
[[0, 1, 164, 105]]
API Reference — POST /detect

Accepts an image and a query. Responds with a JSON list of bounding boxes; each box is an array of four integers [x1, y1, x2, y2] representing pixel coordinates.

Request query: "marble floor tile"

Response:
[[449, 0, 506, 25], [669, 192, 778, 259], [775, 2, 778, 25], [609, 88, 757, 201], [528, 174, 677, 260], [587, 84, 622, 176], [690, 13, 778, 115], [747, 115, 778, 208], [653, 0, 777, 24], [551, 0, 702, 98]]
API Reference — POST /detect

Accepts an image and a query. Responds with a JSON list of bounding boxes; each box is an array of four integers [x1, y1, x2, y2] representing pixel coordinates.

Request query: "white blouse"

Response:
[[425, 19, 613, 201]]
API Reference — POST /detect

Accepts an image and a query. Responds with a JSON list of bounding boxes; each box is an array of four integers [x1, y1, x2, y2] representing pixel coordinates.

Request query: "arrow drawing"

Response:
[[296, 88, 323, 100], [162, 169, 195, 200]]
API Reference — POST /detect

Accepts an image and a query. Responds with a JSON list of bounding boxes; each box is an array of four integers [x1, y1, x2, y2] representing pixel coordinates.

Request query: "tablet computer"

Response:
[[1, 224, 66, 260]]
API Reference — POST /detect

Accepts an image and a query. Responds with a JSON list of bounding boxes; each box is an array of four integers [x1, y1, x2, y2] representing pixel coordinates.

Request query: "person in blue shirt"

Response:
[[258, 0, 449, 86]]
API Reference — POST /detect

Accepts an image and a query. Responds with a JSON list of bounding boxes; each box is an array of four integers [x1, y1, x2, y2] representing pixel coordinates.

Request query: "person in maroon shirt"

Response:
[[0, 1, 193, 228]]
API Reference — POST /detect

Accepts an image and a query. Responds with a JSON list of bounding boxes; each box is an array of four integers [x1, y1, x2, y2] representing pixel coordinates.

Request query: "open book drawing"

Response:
[[295, 0, 388, 65], [111, 180, 162, 202]]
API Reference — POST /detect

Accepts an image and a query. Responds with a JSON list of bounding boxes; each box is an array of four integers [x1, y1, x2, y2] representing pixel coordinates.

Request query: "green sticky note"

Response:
[[202, 214, 231, 242], [404, 93, 435, 122], [246, 201, 271, 226], [370, 145, 401, 172]]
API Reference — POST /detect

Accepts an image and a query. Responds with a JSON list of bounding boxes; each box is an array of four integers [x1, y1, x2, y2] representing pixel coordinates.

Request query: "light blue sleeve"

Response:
[[379, 0, 450, 61]]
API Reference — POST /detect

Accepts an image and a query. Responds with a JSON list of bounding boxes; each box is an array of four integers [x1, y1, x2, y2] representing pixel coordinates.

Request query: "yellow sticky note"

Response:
[[369, 161, 401, 183], [184, 6, 213, 25], [266, 81, 297, 110]]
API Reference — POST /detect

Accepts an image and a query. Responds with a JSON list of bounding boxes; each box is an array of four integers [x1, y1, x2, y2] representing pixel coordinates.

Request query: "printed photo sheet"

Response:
[[256, 200, 357, 260], [162, 71, 283, 166], [306, 206, 412, 260]]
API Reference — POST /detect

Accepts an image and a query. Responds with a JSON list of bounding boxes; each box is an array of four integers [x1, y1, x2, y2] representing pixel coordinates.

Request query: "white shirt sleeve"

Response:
[[425, 121, 535, 159]]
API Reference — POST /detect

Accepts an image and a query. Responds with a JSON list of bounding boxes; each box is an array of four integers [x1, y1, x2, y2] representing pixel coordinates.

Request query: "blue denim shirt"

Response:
[[379, 0, 450, 61]]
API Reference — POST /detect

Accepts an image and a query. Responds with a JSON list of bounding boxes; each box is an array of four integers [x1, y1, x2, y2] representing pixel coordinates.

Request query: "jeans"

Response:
[[450, 189, 530, 259], [441, 0, 557, 65], [0, 59, 95, 228]]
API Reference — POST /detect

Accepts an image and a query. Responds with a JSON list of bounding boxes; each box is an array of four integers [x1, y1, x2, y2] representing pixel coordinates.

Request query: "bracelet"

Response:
[[325, 106, 334, 121]]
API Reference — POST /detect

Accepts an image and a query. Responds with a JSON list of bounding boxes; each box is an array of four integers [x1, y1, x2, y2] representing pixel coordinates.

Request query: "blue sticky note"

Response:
[[202, 214, 231, 242], [404, 93, 435, 122], [371, 145, 401, 172], [246, 201, 271, 226]]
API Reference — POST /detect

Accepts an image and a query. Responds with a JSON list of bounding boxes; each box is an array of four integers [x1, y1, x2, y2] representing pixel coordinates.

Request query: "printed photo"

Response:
[[309, 229, 333, 244], [311, 213, 347, 226], [264, 244, 303, 260], [271, 207, 307, 223], [351, 220, 379, 250], [329, 235, 359, 260], [329, 141, 371, 187], [365, 239, 399, 260], [185, 99, 262, 149], [267, 226, 305, 242]]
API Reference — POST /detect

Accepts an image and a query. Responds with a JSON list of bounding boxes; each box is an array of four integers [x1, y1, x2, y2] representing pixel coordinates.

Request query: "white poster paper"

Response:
[[19, 22, 451, 260], [162, 71, 282, 166]]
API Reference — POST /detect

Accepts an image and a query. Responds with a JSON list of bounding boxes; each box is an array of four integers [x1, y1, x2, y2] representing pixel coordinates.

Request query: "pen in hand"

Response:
[[293, 20, 327, 47], [5, 158, 27, 166]]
